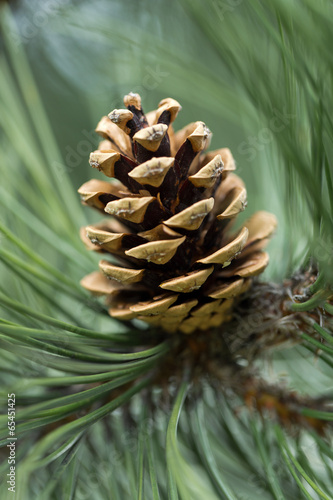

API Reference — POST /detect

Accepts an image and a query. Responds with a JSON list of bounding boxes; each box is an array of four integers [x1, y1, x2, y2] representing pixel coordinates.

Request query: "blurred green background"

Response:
[[3, 0, 307, 282], [1, 2, 333, 499], [2, 0, 332, 331]]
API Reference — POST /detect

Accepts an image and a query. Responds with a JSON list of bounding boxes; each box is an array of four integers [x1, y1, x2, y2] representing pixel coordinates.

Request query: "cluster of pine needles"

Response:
[[0, 1, 333, 498]]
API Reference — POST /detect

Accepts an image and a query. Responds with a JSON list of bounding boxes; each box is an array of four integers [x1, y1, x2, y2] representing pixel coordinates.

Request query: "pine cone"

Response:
[[79, 93, 277, 334]]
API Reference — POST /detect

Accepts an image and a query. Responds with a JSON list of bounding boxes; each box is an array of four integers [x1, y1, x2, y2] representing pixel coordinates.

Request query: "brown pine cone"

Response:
[[79, 93, 277, 334]]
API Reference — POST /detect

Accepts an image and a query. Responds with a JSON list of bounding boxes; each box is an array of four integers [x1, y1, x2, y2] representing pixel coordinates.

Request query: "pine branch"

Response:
[[0, 1, 333, 499]]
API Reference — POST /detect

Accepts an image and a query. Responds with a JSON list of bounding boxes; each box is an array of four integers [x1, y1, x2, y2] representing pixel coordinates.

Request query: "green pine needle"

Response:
[[0, 1, 333, 498]]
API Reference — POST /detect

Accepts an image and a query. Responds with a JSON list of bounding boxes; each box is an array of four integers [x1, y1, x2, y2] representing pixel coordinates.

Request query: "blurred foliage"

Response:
[[5, 0, 333, 282], [0, 1, 333, 499]]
